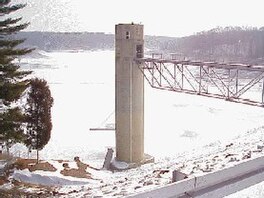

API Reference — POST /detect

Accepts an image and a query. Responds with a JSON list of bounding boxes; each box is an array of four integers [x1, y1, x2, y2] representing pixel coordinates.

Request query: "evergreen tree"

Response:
[[0, 107, 25, 153], [25, 78, 53, 162], [0, 0, 32, 151]]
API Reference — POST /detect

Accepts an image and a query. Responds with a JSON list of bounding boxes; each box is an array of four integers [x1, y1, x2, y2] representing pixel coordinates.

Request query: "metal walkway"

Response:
[[136, 56, 264, 107]]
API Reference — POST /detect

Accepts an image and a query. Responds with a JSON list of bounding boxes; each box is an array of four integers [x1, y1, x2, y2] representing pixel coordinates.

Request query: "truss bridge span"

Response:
[[136, 57, 264, 107]]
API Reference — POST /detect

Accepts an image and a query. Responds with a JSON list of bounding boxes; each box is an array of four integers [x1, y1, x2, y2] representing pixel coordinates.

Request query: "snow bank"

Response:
[[111, 159, 129, 170], [12, 169, 89, 186]]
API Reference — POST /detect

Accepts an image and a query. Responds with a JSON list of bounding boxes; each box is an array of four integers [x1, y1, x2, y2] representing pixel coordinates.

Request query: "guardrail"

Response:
[[127, 156, 264, 198]]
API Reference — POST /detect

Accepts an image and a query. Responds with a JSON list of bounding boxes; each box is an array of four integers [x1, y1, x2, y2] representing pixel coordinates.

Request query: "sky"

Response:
[[12, 0, 264, 37]]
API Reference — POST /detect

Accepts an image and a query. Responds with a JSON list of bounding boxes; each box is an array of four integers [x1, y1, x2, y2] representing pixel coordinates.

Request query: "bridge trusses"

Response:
[[136, 57, 264, 107]]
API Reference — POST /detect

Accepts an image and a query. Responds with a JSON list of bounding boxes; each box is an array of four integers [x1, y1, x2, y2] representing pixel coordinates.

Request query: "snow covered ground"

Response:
[[7, 50, 264, 197], [9, 126, 264, 197]]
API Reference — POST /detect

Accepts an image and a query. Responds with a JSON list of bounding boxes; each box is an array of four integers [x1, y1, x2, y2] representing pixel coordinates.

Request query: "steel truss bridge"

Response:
[[136, 55, 264, 107]]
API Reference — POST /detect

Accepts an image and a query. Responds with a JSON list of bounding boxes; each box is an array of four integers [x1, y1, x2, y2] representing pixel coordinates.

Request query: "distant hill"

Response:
[[13, 31, 177, 52], [163, 26, 264, 63], [14, 27, 264, 63], [15, 32, 114, 51]]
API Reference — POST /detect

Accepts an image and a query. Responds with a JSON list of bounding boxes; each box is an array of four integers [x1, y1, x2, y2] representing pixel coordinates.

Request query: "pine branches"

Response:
[[0, 22, 29, 35], [0, 2, 25, 16], [0, 0, 32, 151], [0, 18, 22, 27], [0, 38, 25, 48], [0, 107, 25, 152]]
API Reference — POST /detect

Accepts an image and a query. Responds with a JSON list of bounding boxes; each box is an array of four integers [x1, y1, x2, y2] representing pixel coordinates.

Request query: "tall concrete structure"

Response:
[[115, 23, 144, 163]]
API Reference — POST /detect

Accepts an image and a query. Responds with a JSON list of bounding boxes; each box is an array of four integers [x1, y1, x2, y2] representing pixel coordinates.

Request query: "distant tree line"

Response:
[[13, 31, 177, 52], [161, 26, 264, 63], [15, 27, 264, 64], [14, 31, 115, 51]]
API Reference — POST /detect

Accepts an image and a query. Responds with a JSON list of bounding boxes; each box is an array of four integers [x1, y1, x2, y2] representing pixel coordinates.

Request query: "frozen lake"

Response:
[[13, 50, 264, 165], [9, 50, 264, 197]]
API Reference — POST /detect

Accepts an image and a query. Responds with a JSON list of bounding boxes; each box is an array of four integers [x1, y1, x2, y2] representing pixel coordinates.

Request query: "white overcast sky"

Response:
[[12, 0, 264, 37]]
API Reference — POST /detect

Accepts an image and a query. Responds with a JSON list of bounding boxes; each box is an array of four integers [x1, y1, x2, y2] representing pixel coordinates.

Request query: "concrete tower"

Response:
[[115, 23, 144, 163]]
